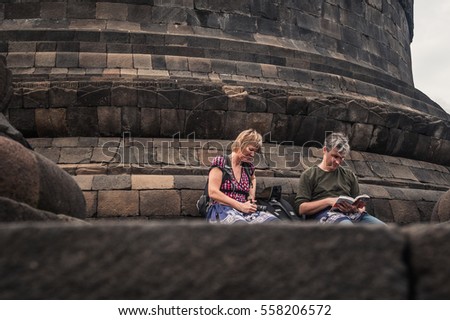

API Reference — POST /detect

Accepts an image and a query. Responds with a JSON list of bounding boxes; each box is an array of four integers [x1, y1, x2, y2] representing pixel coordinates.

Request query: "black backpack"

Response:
[[256, 185, 301, 221], [196, 155, 252, 218]]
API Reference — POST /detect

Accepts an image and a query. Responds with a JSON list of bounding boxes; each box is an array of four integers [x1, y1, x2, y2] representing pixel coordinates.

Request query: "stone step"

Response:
[[27, 137, 450, 223]]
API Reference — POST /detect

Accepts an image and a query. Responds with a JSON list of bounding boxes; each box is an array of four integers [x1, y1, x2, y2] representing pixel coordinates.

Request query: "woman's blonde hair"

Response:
[[231, 129, 263, 152]]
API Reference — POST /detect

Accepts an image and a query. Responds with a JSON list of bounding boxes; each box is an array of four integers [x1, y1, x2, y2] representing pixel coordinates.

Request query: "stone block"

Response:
[[188, 57, 211, 73], [128, 4, 153, 23], [111, 86, 138, 107], [166, 56, 189, 71], [97, 106, 122, 136], [59, 147, 92, 164], [34, 147, 60, 163], [79, 53, 107, 68], [236, 62, 262, 77], [6, 53, 35, 68], [97, 191, 139, 217], [370, 198, 394, 223], [181, 189, 203, 216], [96, 2, 128, 21], [389, 200, 421, 225], [387, 164, 417, 181], [174, 175, 206, 190], [122, 107, 141, 134], [49, 87, 77, 107], [35, 52, 56, 68], [132, 175, 174, 190], [133, 54, 152, 69], [5, 3, 40, 19], [35, 108, 68, 137], [160, 109, 185, 137], [151, 55, 166, 69], [107, 53, 133, 68], [0, 222, 409, 299], [77, 85, 110, 107], [350, 123, 373, 151], [246, 112, 273, 136], [140, 190, 181, 216], [7, 108, 36, 136], [40, 2, 66, 19], [67, 107, 99, 136], [141, 108, 161, 137], [430, 190, 450, 223], [67, 1, 96, 19], [73, 175, 94, 191], [55, 52, 79, 68]]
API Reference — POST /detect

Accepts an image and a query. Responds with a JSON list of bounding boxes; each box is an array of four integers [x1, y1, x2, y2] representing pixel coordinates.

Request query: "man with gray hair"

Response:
[[294, 132, 384, 224]]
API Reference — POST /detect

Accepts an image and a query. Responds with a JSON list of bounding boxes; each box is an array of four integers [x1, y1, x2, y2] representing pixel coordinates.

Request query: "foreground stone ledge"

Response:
[[0, 221, 407, 299]]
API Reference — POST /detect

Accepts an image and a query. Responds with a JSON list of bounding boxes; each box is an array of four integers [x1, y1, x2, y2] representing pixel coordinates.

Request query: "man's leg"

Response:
[[359, 213, 386, 225]]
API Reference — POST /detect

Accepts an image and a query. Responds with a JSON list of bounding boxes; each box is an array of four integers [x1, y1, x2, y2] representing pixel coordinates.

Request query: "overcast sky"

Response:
[[411, 0, 450, 114]]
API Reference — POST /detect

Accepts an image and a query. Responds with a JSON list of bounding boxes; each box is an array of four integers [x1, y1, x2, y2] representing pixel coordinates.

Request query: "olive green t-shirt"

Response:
[[294, 165, 360, 215]]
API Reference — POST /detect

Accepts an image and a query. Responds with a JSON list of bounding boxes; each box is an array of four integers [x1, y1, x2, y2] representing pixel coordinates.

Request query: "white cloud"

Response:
[[411, 0, 450, 114]]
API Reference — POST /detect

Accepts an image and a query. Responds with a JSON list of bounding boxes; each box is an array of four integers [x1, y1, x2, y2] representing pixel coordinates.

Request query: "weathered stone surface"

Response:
[[0, 196, 85, 223], [0, 222, 407, 299], [407, 224, 450, 299], [0, 136, 40, 208], [430, 190, 450, 223], [0, 136, 86, 219]]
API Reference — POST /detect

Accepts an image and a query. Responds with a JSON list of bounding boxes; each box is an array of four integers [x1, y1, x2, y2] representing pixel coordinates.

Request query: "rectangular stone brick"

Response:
[[41, 2, 67, 19], [56, 52, 79, 68], [69, 19, 105, 30], [107, 53, 133, 68], [8, 108, 36, 136], [166, 56, 189, 71], [6, 53, 35, 68], [188, 57, 211, 73], [73, 175, 94, 191], [35, 108, 68, 137], [236, 62, 262, 77], [92, 175, 131, 190], [35, 52, 56, 67], [79, 52, 106, 68], [98, 106, 122, 136], [390, 200, 421, 224], [140, 190, 180, 216], [97, 190, 139, 217], [181, 189, 203, 216], [5, 3, 40, 19], [28, 138, 53, 148], [111, 86, 137, 107], [50, 138, 77, 148], [132, 175, 174, 189], [133, 54, 152, 69], [91, 147, 116, 163], [59, 147, 93, 164], [96, 3, 128, 21], [34, 147, 61, 163]]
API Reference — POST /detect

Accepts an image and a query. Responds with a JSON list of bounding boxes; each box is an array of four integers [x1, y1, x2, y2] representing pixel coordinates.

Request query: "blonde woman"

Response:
[[206, 129, 279, 224]]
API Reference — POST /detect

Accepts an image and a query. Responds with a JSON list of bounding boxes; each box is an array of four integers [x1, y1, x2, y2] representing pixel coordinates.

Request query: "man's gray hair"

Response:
[[324, 132, 350, 156]]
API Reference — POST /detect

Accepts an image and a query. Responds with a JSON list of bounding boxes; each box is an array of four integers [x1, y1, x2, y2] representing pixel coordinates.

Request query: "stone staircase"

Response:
[[28, 136, 449, 223]]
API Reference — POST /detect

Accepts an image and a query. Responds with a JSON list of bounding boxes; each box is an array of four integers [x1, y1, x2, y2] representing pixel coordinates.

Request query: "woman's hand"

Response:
[[239, 200, 257, 214]]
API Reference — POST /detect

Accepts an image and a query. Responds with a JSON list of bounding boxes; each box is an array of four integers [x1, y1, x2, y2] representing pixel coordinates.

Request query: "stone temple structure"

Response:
[[1, 0, 450, 299]]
